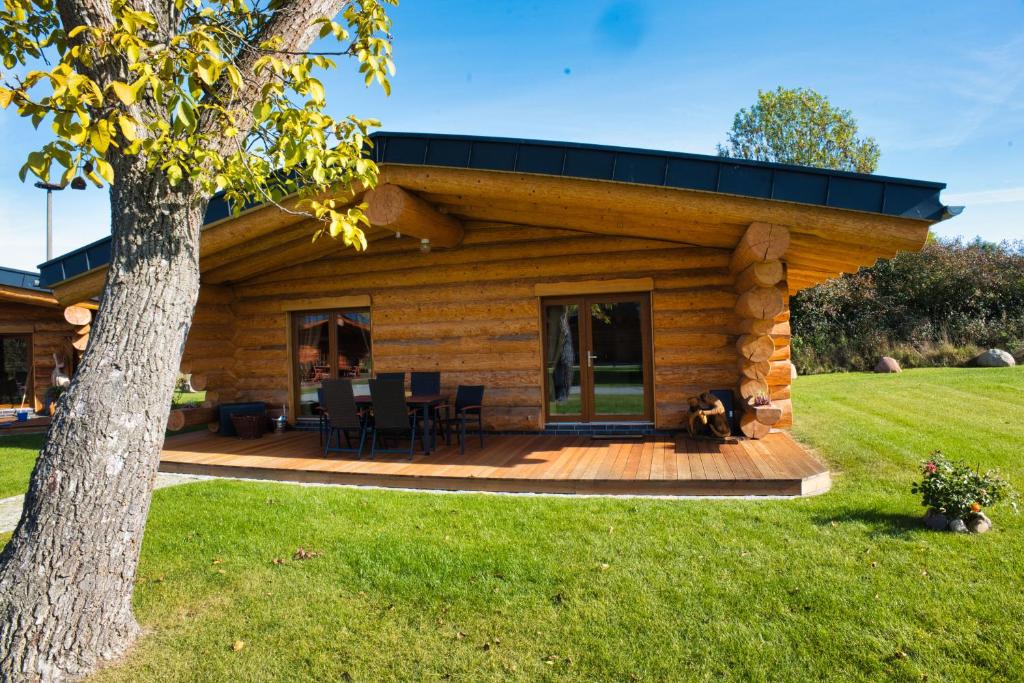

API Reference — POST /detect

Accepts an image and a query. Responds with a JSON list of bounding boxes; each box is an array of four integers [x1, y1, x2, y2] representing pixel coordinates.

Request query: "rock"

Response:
[[924, 509, 948, 531], [948, 518, 969, 534], [874, 356, 902, 373], [974, 349, 1016, 367], [790, 364, 798, 379], [966, 512, 992, 534]]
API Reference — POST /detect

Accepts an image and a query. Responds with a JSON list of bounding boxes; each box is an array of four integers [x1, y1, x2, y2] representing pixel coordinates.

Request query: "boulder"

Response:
[[966, 512, 992, 534], [923, 509, 948, 531], [948, 518, 969, 534], [790, 364, 798, 379], [874, 356, 902, 373], [974, 349, 1016, 368]]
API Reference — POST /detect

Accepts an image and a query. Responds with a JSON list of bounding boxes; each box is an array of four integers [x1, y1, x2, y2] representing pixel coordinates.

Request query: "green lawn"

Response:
[[2, 367, 1023, 681], [0, 433, 43, 499]]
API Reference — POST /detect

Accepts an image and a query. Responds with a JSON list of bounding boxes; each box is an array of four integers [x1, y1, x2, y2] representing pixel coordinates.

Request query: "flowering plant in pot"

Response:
[[912, 451, 1018, 533]]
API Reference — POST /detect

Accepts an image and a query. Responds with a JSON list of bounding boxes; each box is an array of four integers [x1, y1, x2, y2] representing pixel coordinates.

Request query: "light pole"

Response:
[[34, 180, 85, 261]]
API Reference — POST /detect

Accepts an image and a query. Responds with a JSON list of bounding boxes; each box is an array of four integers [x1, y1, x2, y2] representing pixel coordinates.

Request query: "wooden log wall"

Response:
[[219, 225, 748, 431], [179, 284, 239, 409], [0, 301, 77, 412], [730, 222, 794, 438]]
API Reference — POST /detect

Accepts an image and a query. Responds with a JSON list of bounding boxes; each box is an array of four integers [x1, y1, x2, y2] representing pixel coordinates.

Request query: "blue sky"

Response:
[[1, 0, 1022, 271]]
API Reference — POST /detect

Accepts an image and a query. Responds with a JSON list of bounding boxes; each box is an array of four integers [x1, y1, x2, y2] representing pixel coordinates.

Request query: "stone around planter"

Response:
[[924, 509, 948, 531], [874, 356, 902, 373], [974, 349, 1016, 367], [948, 518, 969, 534], [966, 512, 992, 534]]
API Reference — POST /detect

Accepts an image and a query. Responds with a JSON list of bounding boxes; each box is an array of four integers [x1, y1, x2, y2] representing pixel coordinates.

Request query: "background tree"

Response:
[[0, 0, 395, 679], [717, 86, 880, 173]]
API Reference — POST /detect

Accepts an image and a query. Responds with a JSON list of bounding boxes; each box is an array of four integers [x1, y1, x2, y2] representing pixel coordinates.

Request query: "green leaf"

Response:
[[174, 99, 197, 131]]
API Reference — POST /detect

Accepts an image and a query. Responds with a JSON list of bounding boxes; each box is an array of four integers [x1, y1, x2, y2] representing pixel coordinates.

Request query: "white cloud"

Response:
[[944, 186, 1024, 206]]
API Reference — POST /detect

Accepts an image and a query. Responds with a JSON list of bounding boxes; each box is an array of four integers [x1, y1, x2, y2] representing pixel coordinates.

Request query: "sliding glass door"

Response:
[[542, 294, 651, 422]]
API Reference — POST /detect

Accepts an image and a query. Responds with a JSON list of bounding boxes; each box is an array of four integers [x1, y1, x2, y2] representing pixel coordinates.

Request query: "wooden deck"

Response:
[[160, 430, 830, 497]]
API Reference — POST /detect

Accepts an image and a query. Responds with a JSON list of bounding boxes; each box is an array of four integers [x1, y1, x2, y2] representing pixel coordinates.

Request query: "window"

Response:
[[0, 334, 31, 408], [293, 309, 372, 418]]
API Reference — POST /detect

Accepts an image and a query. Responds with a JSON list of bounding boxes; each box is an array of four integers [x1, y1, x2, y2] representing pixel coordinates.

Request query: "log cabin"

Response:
[[38, 133, 956, 440], [0, 266, 86, 414]]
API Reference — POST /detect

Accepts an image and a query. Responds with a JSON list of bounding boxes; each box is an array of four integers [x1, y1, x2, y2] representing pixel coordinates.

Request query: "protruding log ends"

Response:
[[735, 285, 785, 320], [739, 411, 771, 439], [737, 334, 775, 363], [364, 183, 465, 248], [167, 407, 217, 432], [730, 222, 790, 274], [189, 373, 208, 391], [739, 359, 771, 381], [71, 333, 89, 352], [734, 260, 784, 293], [63, 305, 92, 326]]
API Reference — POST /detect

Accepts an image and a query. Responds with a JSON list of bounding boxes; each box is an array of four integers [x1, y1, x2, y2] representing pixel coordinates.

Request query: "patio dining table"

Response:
[[355, 393, 450, 455]]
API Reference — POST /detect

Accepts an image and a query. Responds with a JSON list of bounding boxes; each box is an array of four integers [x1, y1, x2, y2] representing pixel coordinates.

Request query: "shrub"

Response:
[[911, 452, 1018, 520], [791, 238, 1024, 373]]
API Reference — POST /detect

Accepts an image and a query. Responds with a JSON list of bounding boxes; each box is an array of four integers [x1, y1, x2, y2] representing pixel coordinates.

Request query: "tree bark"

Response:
[[0, 156, 205, 681]]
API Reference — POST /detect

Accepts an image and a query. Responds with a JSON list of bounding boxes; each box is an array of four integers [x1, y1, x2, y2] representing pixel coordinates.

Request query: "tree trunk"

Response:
[[0, 157, 205, 681]]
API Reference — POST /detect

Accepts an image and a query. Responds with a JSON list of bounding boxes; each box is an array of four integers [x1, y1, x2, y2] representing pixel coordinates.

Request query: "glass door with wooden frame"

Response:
[[293, 308, 372, 419], [542, 294, 651, 423]]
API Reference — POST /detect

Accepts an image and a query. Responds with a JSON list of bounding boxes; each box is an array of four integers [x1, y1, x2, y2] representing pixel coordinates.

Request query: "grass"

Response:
[[0, 433, 42, 499], [171, 391, 206, 408], [2, 367, 1023, 680]]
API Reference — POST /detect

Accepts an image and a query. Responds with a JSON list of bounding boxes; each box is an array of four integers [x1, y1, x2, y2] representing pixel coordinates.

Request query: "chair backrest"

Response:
[[709, 389, 737, 434], [455, 385, 485, 413], [410, 371, 441, 396], [376, 372, 406, 387], [369, 379, 410, 431], [320, 380, 362, 429]]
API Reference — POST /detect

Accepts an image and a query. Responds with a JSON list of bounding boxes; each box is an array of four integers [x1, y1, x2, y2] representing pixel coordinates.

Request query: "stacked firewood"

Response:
[[731, 222, 790, 439]]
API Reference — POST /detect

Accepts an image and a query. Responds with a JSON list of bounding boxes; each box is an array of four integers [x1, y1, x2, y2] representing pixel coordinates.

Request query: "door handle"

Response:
[[587, 351, 597, 367]]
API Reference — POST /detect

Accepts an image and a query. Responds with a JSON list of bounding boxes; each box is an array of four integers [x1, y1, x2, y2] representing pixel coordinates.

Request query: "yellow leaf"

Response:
[[117, 115, 137, 141], [94, 158, 114, 184], [108, 81, 136, 105], [90, 122, 111, 154], [308, 79, 325, 105], [0, 88, 12, 109]]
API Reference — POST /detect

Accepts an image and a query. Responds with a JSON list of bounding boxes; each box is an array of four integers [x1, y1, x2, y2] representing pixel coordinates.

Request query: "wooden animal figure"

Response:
[[686, 391, 731, 439]]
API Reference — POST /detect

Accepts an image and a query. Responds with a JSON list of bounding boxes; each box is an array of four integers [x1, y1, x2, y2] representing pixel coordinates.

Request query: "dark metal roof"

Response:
[[370, 132, 948, 220], [39, 131, 950, 287], [0, 266, 47, 293]]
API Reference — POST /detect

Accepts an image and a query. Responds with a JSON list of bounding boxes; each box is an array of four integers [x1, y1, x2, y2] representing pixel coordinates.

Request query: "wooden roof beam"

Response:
[[365, 183, 464, 248]]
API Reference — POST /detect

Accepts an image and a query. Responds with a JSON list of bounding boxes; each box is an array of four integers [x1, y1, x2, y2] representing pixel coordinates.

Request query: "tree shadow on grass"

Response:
[[811, 508, 924, 540]]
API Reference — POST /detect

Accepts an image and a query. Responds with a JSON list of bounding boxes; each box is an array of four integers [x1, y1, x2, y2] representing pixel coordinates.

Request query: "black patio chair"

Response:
[[375, 372, 406, 386], [410, 371, 441, 395], [443, 385, 485, 454], [320, 379, 368, 456], [367, 379, 421, 460], [411, 371, 445, 442]]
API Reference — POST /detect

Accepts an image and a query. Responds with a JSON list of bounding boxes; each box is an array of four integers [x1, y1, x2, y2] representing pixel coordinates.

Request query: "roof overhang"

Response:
[[39, 132, 952, 305], [0, 266, 59, 307]]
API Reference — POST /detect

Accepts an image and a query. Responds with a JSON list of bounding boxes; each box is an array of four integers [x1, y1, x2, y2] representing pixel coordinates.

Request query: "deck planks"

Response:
[[159, 430, 830, 497]]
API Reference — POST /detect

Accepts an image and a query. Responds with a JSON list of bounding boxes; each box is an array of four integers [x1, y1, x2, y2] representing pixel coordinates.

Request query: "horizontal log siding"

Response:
[[0, 301, 75, 412], [181, 286, 239, 407], [225, 226, 742, 431]]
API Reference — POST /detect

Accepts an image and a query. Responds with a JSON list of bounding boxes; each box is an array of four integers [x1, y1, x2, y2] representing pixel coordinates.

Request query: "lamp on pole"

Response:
[[34, 179, 85, 261]]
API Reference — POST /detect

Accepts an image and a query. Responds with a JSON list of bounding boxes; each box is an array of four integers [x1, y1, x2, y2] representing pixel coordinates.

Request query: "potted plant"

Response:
[[912, 451, 1018, 533], [747, 392, 781, 427]]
